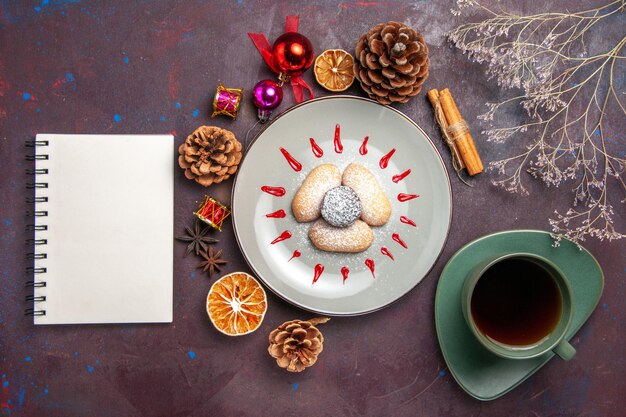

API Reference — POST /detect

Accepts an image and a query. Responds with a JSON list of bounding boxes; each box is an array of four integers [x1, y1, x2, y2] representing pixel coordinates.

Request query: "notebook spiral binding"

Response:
[[25, 139, 48, 317]]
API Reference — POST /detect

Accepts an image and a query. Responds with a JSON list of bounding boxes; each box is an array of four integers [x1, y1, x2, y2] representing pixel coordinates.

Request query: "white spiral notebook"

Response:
[[28, 134, 174, 324]]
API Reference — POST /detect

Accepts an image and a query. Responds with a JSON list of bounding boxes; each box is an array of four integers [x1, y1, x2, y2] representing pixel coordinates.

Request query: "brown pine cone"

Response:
[[354, 21, 429, 104], [268, 317, 330, 372], [178, 126, 243, 187]]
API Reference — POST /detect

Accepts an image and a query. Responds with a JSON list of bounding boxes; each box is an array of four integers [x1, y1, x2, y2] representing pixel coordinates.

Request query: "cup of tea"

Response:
[[461, 253, 576, 361]]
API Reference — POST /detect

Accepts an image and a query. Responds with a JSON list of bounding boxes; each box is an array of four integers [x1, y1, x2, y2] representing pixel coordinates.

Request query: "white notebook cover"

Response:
[[32, 134, 174, 324]]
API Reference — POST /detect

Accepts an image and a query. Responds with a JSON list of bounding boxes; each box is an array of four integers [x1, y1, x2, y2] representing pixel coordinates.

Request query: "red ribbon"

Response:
[[248, 15, 315, 103]]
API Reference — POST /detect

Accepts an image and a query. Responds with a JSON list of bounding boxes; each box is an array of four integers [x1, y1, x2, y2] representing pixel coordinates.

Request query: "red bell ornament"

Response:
[[272, 32, 314, 78]]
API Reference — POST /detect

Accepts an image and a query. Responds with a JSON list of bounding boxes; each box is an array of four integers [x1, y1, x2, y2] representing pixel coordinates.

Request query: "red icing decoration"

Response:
[[333, 124, 343, 154], [288, 250, 301, 262], [398, 193, 419, 202], [310, 138, 323, 158], [270, 230, 292, 244], [279, 147, 302, 172], [365, 258, 375, 279], [392, 233, 408, 249], [379, 148, 396, 169], [381, 247, 395, 260], [392, 169, 411, 183], [359, 136, 369, 155], [341, 266, 349, 284], [261, 186, 286, 196], [313, 263, 325, 284], [265, 209, 287, 218], [400, 216, 417, 227]]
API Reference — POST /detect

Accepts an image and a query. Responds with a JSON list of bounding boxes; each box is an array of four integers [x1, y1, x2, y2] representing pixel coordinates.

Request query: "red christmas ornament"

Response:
[[248, 16, 315, 103], [272, 32, 314, 77], [195, 195, 231, 231]]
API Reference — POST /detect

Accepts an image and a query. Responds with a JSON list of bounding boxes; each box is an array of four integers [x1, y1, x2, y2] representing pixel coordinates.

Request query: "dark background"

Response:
[[0, 1, 624, 416]]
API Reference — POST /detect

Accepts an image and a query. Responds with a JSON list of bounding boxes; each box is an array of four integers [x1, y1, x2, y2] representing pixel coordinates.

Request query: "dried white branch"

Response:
[[448, 0, 626, 243]]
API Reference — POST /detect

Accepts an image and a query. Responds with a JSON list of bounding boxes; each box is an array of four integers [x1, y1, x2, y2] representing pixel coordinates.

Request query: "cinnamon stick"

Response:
[[438, 88, 483, 175], [427, 89, 465, 171]]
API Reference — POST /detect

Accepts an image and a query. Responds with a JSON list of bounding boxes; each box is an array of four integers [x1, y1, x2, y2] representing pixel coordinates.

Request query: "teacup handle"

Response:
[[553, 340, 576, 361]]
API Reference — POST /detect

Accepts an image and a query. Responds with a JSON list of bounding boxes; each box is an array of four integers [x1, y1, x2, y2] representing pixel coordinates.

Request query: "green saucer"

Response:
[[435, 230, 604, 401]]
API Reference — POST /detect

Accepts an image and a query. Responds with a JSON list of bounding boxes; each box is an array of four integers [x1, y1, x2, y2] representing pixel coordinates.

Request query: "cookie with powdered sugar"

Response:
[[342, 163, 391, 226], [308, 219, 374, 253], [292, 164, 342, 223]]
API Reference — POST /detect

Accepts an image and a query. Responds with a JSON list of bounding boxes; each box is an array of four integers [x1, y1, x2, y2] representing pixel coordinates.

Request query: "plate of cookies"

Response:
[[232, 96, 452, 315]]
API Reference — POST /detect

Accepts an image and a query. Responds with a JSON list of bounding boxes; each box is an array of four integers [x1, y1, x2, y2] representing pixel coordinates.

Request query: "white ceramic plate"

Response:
[[232, 96, 451, 315]]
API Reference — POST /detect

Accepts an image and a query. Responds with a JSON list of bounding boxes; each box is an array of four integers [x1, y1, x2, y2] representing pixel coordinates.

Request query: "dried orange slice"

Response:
[[206, 272, 267, 336], [314, 49, 355, 92]]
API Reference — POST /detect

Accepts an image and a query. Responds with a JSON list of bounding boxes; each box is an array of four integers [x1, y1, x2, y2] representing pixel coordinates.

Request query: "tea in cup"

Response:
[[461, 253, 575, 360]]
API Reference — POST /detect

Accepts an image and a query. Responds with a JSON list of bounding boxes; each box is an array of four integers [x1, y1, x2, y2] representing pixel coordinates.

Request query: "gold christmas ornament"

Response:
[[354, 21, 429, 104], [178, 126, 243, 187], [268, 317, 330, 372]]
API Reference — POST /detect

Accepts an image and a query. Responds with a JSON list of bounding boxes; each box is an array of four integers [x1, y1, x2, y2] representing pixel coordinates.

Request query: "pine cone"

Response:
[[354, 21, 429, 104], [178, 126, 243, 187], [268, 317, 330, 372]]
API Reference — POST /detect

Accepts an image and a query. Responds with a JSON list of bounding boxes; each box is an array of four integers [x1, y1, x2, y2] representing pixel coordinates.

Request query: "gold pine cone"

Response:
[[268, 317, 330, 372], [178, 126, 243, 187], [354, 21, 429, 104]]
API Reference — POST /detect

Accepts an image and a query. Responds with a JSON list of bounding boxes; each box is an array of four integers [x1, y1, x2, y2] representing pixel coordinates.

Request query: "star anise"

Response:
[[176, 220, 218, 257], [197, 246, 227, 277]]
